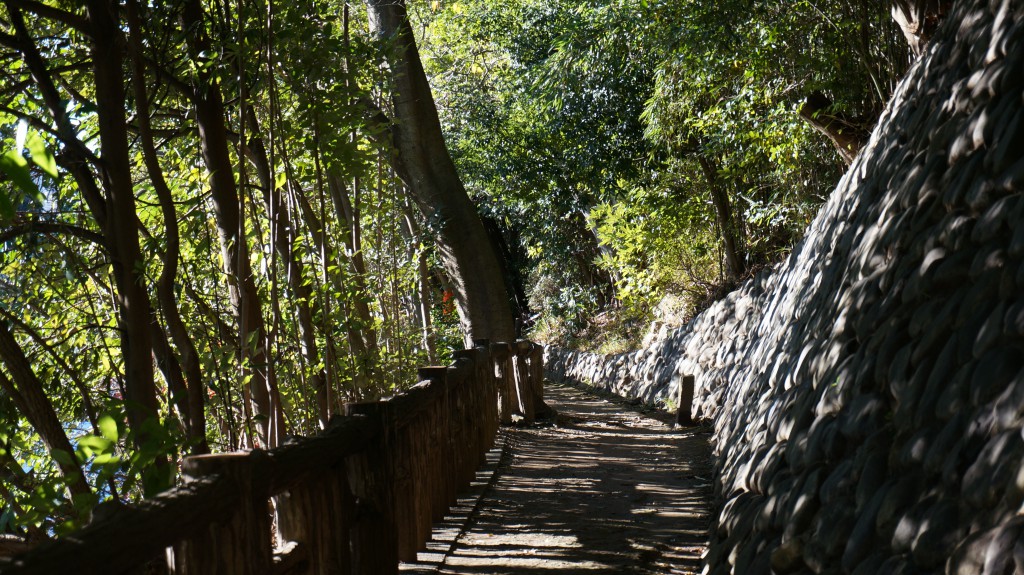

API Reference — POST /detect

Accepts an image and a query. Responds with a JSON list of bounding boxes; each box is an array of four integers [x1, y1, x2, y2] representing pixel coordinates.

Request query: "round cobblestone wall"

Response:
[[546, 2, 1024, 572]]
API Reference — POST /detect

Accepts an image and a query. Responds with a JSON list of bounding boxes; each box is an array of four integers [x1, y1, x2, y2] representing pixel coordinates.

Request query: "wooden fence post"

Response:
[[418, 367, 450, 525], [491, 342, 516, 425], [345, 401, 398, 575], [390, 410, 418, 563], [675, 375, 696, 427], [173, 452, 273, 574], [406, 408, 436, 559], [445, 360, 473, 498], [472, 340, 498, 451], [528, 343, 555, 419], [514, 340, 536, 424], [275, 437, 354, 575], [459, 343, 494, 466]]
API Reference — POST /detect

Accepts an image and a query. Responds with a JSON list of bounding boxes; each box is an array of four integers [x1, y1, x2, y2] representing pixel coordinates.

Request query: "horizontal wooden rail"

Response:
[[0, 340, 547, 575]]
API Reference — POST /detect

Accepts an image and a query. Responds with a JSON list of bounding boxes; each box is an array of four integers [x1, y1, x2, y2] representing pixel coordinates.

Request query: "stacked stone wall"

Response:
[[545, 2, 1024, 572]]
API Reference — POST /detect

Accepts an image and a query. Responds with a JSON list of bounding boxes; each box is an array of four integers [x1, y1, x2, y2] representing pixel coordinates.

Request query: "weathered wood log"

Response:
[[264, 413, 382, 492], [378, 380, 439, 429], [374, 377, 437, 560], [481, 344, 499, 448], [410, 416, 431, 555], [445, 360, 472, 501], [455, 346, 490, 469], [417, 366, 450, 524], [427, 402, 445, 524], [174, 452, 274, 574], [470, 340, 497, 453], [472, 340, 498, 454], [388, 407, 417, 561]]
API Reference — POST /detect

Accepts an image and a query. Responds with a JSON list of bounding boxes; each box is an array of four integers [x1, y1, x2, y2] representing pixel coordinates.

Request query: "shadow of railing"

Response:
[[430, 386, 712, 574]]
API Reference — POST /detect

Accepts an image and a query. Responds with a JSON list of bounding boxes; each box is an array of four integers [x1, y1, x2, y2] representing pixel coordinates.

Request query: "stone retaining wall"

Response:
[[546, 2, 1024, 573]]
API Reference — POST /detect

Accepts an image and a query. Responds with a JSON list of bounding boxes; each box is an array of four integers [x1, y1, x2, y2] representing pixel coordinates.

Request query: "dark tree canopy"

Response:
[[0, 0, 918, 540]]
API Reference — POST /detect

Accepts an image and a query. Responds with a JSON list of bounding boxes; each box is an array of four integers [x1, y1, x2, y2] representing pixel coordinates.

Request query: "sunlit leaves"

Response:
[[419, 0, 906, 342], [25, 132, 58, 179], [0, 151, 43, 218]]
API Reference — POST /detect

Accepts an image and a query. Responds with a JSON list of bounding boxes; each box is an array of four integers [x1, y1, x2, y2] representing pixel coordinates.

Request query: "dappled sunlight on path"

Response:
[[403, 384, 713, 575]]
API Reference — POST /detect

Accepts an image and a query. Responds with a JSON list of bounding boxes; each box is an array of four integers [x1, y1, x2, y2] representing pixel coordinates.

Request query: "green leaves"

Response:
[[0, 151, 39, 221], [25, 132, 58, 179], [76, 435, 115, 457], [0, 128, 59, 223], [97, 414, 118, 442]]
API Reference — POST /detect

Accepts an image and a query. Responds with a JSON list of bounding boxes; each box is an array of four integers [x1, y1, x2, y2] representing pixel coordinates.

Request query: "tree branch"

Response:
[[0, 327, 92, 499], [0, 221, 107, 248], [0, 104, 63, 142], [4, 0, 90, 35], [2, 0, 107, 221], [0, 31, 18, 48], [357, 96, 414, 185], [798, 92, 870, 165], [0, 306, 100, 434]]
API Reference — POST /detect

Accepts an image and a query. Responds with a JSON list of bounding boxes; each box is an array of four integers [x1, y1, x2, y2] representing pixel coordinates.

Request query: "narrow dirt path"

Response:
[[406, 383, 714, 575]]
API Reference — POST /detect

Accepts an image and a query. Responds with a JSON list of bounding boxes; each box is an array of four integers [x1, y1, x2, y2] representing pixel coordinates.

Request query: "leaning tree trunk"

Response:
[[0, 325, 92, 499], [697, 154, 746, 281], [891, 0, 951, 56], [86, 0, 164, 457], [127, 0, 208, 453], [798, 92, 871, 165], [179, 0, 280, 447], [364, 0, 514, 346]]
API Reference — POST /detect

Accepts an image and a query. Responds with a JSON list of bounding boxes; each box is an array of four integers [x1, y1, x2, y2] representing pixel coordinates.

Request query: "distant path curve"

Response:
[[412, 383, 714, 574]]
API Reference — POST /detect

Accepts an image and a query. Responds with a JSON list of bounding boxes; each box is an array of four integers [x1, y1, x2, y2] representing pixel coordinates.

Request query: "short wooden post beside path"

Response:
[[675, 374, 696, 427]]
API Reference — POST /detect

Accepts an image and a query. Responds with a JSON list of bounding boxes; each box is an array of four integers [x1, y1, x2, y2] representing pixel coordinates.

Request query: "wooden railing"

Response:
[[0, 340, 547, 575]]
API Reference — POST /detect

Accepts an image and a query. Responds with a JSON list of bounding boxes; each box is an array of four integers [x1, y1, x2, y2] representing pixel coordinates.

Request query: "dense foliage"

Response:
[[0, 0, 460, 537], [0, 0, 913, 541], [420, 0, 908, 348]]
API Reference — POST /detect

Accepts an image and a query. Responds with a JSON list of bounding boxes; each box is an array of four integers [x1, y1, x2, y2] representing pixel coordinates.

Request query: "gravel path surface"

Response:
[[403, 383, 713, 575]]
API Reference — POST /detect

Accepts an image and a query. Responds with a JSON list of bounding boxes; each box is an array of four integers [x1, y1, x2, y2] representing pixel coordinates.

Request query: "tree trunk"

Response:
[[401, 206, 437, 363], [364, 0, 514, 345], [126, 0, 208, 453], [244, 123, 329, 427], [179, 0, 277, 447], [697, 154, 746, 281], [294, 172, 378, 395], [479, 209, 532, 328], [148, 320, 191, 431], [566, 211, 616, 308], [327, 173, 381, 364], [0, 325, 91, 499], [891, 0, 951, 56], [86, 0, 163, 458], [798, 92, 870, 165]]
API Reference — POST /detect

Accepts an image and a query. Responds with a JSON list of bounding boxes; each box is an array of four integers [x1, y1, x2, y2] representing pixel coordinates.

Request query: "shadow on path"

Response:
[[404, 383, 713, 575]]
